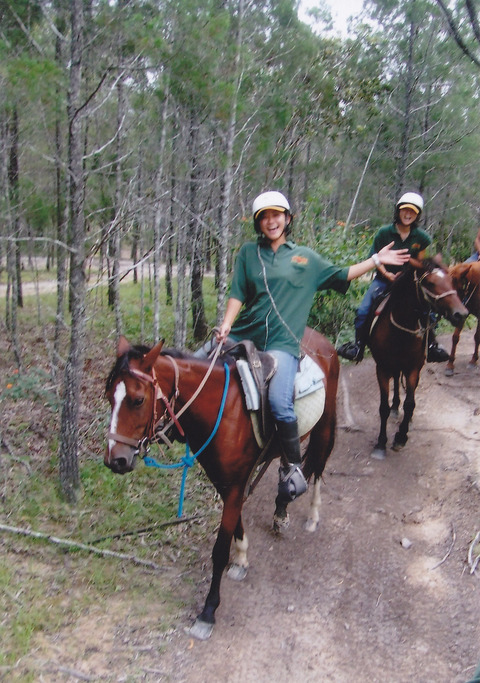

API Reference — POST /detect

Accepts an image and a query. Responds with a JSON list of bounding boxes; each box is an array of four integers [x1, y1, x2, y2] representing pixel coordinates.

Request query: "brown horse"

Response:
[[368, 257, 468, 460], [445, 261, 480, 377], [104, 327, 339, 640]]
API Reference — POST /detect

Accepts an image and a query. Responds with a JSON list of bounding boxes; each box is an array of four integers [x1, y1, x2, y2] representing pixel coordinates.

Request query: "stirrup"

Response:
[[337, 341, 363, 362], [278, 464, 307, 502], [427, 343, 449, 363]]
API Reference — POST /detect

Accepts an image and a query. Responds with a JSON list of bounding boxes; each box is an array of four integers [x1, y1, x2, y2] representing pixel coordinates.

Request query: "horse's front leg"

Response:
[[190, 490, 243, 641], [470, 320, 480, 368], [227, 516, 249, 581], [445, 325, 462, 377], [391, 373, 401, 418], [393, 370, 419, 450], [372, 370, 390, 460]]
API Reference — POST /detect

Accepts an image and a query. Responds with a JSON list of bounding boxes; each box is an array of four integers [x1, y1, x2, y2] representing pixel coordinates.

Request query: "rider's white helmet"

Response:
[[396, 192, 424, 215], [252, 191, 290, 220]]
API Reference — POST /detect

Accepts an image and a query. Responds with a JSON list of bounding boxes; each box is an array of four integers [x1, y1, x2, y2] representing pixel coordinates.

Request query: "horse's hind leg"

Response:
[[305, 477, 322, 532], [227, 516, 249, 581], [273, 489, 290, 533]]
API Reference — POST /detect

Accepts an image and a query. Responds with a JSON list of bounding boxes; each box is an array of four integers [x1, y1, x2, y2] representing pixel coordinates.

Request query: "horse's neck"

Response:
[[388, 275, 424, 322]]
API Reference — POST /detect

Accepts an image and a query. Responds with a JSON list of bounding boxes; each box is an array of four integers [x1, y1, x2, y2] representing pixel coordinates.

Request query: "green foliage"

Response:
[[307, 221, 374, 342], [4, 367, 59, 409]]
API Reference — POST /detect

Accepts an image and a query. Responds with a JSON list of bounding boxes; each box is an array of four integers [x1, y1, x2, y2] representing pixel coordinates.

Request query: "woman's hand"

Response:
[[215, 322, 232, 342], [378, 241, 410, 266]]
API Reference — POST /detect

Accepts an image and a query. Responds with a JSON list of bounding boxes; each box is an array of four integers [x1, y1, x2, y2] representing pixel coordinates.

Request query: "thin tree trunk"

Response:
[[58, 0, 85, 504], [216, 0, 244, 325]]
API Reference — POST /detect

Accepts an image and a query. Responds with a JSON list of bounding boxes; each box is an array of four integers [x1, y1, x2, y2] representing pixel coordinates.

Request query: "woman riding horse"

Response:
[[338, 192, 449, 364], [199, 190, 410, 502]]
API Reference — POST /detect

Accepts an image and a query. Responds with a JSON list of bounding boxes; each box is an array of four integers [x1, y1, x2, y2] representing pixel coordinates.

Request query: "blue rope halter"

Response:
[[143, 362, 230, 517]]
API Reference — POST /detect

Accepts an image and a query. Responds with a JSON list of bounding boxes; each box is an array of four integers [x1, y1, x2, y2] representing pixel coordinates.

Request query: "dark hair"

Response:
[[254, 210, 293, 236]]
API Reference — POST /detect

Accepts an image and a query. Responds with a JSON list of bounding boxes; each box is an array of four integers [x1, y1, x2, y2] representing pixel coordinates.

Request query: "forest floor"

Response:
[[9, 332, 479, 682], [143, 332, 479, 683]]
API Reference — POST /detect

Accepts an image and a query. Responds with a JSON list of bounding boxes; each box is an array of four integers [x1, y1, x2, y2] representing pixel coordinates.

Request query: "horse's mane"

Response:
[[106, 344, 228, 393], [391, 256, 445, 292], [105, 344, 151, 392]]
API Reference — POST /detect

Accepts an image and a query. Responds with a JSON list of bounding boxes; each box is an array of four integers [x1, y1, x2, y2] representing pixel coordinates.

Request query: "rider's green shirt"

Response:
[[229, 240, 350, 357], [371, 223, 432, 279]]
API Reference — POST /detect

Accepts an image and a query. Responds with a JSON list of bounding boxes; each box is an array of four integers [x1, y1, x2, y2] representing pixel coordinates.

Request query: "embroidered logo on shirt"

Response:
[[291, 255, 308, 265]]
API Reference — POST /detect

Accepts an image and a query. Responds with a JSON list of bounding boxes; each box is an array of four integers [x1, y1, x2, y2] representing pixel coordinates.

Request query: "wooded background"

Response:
[[2, 0, 480, 501]]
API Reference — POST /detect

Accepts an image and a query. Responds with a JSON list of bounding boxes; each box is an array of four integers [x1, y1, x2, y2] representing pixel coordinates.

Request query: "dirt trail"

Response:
[[153, 332, 480, 683], [13, 332, 480, 682]]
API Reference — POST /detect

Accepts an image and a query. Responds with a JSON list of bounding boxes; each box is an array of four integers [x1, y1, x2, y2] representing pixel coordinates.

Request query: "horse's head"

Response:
[[104, 336, 164, 474], [411, 256, 468, 327]]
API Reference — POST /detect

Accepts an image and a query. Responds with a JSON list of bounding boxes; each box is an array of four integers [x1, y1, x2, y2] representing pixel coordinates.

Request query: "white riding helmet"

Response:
[[396, 192, 424, 215], [252, 191, 290, 220]]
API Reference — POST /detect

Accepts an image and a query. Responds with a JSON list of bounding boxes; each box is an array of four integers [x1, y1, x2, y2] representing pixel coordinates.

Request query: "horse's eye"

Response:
[[132, 397, 144, 408]]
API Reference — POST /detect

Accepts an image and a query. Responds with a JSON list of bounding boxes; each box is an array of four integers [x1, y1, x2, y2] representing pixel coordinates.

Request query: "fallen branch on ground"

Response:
[[0, 523, 163, 571], [90, 514, 201, 543], [468, 530, 480, 575], [431, 523, 456, 570]]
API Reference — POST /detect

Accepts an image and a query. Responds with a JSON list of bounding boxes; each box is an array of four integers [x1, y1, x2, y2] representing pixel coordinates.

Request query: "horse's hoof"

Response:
[[304, 518, 318, 533], [467, 362, 478, 371], [371, 447, 386, 460], [227, 563, 248, 581], [392, 440, 405, 451], [444, 366, 454, 377], [188, 618, 214, 641], [273, 512, 290, 533]]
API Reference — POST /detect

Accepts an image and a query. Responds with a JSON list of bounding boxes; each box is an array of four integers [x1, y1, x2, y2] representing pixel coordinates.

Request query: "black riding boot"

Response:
[[427, 332, 449, 363], [276, 419, 307, 502], [337, 327, 366, 362]]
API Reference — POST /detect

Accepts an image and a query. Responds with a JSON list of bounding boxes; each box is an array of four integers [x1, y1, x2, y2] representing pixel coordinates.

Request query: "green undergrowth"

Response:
[[0, 276, 222, 674]]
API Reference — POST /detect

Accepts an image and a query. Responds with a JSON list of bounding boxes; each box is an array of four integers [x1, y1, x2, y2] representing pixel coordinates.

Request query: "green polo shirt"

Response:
[[229, 240, 350, 357], [371, 223, 431, 279]]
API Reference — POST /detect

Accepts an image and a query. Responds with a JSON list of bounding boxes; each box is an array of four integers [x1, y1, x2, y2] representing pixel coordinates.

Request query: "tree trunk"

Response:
[[59, 0, 85, 504]]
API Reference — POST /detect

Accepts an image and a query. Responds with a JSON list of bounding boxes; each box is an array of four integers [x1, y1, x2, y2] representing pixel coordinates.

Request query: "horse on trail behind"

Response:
[[104, 327, 339, 640], [367, 256, 467, 460], [445, 261, 480, 377]]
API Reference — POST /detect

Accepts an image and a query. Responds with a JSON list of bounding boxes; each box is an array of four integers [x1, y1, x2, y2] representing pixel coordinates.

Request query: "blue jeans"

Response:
[[466, 252, 479, 263], [355, 278, 389, 332], [267, 350, 299, 423], [194, 340, 298, 423]]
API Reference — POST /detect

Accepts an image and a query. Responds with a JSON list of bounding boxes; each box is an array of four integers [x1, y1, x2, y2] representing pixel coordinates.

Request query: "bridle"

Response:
[[389, 267, 457, 338], [108, 339, 224, 459]]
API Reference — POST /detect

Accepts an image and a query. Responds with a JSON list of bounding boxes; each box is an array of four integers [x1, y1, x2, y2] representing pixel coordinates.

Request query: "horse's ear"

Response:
[[117, 335, 131, 357], [142, 339, 165, 370], [451, 261, 473, 285]]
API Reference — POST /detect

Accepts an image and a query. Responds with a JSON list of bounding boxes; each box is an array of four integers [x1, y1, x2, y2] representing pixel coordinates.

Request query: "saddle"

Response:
[[224, 340, 326, 445], [223, 340, 277, 437]]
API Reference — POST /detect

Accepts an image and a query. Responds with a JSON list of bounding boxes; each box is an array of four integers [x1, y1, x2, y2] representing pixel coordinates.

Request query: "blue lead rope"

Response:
[[143, 362, 231, 517]]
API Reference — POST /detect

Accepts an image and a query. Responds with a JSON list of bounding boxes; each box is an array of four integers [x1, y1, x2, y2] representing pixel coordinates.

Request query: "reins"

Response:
[[143, 362, 231, 517], [108, 337, 228, 517], [389, 268, 456, 338]]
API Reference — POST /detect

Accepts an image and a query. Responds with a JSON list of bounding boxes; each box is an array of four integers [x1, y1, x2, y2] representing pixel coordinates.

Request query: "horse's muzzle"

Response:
[[104, 447, 137, 474], [449, 310, 468, 328]]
